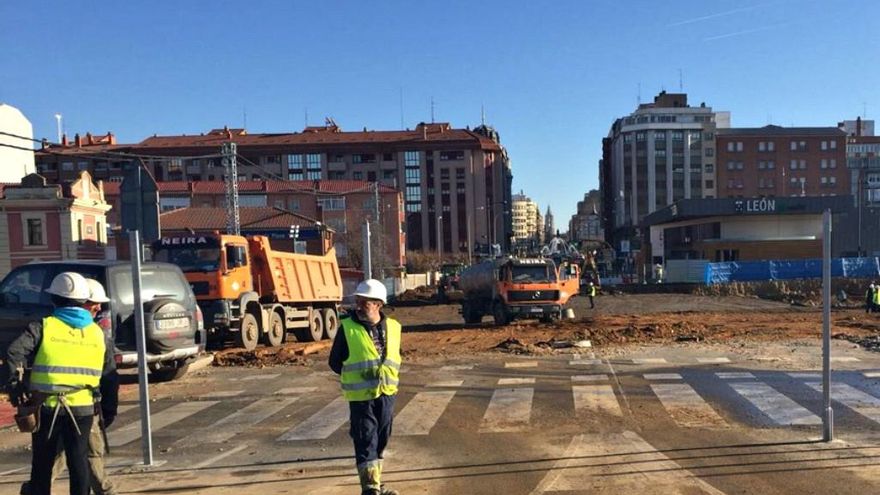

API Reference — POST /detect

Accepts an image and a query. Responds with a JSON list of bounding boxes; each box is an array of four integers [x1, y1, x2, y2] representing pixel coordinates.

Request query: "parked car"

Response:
[[0, 260, 205, 382]]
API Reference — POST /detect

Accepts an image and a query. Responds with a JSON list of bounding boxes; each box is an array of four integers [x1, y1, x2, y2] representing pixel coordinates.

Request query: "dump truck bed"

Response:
[[248, 236, 343, 304]]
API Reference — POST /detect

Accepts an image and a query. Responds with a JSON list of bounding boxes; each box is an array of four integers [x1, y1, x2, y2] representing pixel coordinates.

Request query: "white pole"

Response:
[[130, 230, 154, 465], [363, 219, 372, 279], [54, 114, 62, 144], [822, 209, 833, 442]]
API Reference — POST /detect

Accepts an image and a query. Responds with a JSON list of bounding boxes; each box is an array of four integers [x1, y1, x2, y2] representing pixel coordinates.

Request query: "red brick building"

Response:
[[0, 172, 111, 276], [102, 180, 405, 270], [716, 126, 847, 198]]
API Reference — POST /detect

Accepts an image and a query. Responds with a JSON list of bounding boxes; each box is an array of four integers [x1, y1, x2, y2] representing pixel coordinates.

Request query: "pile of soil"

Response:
[[213, 342, 330, 367], [395, 286, 437, 304]]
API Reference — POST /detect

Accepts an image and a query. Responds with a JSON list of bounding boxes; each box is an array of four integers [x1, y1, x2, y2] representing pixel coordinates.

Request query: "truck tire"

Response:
[[322, 308, 338, 340], [295, 310, 324, 342], [237, 313, 260, 351], [149, 360, 190, 382], [492, 302, 510, 326], [462, 303, 482, 324], [263, 311, 285, 347]]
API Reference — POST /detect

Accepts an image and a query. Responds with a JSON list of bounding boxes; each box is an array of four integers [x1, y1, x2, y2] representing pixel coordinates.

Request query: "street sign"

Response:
[[121, 160, 161, 243]]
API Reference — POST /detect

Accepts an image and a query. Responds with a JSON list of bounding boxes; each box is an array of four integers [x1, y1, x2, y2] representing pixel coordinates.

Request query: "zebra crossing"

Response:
[[97, 358, 880, 453]]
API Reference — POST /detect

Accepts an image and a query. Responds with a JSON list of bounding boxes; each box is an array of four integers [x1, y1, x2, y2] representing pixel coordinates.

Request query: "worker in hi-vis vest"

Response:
[[329, 279, 401, 495], [5, 272, 117, 495]]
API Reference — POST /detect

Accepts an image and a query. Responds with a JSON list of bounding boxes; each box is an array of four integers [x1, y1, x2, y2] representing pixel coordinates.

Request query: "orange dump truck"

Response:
[[459, 257, 579, 325], [152, 234, 342, 350]]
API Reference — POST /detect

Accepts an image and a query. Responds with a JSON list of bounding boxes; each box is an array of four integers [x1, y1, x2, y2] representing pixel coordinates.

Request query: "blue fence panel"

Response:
[[704, 257, 880, 284]]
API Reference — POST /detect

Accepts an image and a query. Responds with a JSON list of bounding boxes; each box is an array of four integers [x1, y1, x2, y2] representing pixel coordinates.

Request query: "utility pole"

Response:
[[222, 142, 240, 235], [363, 219, 372, 279], [437, 215, 443, 263]]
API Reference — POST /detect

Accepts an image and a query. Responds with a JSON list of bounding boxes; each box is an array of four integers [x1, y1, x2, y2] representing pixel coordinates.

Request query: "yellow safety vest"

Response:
[[30, 316, 104, 413], [339, 317, 401, 402], [874, 288, 880, 306], [589, 285, 597, 297]]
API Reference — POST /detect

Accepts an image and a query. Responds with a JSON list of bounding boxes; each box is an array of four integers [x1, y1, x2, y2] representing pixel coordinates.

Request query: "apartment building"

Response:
[[715, 126, 847, 199], [35, 121, 513, 255], [601, 92, 729, 253], [101, 179, 405, 270], [511, 190, 540, 246]]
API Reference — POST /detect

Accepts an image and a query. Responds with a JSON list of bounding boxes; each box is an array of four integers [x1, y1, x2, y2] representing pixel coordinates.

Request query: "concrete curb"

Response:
[[188, 354, 215, 373]]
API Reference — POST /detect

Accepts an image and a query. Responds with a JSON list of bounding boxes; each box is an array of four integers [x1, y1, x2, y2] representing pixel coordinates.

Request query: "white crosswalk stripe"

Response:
[[650, 383, 727, 428], [716, 372, 754, 380], [697, 357, 731, 364], [631, 358, 668, 365], [499, 377, 535, 385], [109, 401, 218, 447], [203, 390, 246, 399], [729, 382, 820, 425], [176, 397, 299, 445], [571, 374, 607, 382], [505, 361, 538, 368], [806, 382, 880, 423], [569, 359, 602, 366], [277, 397, 349, 441], [572, 384, 622, 417], [644, 373, 682, 380], [395, 390, 458, 436], [480, 387, 533, 432]]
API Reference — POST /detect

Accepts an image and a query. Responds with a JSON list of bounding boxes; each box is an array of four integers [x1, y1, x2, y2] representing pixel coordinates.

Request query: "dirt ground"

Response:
[[212, 293, 880, 367]]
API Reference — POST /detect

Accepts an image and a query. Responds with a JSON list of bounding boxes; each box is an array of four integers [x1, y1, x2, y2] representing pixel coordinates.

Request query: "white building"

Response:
[[0, 104, 36, 181]]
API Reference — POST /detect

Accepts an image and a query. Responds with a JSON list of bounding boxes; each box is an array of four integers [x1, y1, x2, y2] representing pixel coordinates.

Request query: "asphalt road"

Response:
[[1, 341, 879, 494]]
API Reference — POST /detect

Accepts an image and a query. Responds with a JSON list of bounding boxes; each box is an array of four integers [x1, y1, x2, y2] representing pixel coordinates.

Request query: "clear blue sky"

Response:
[[1, 1, 877, 226]]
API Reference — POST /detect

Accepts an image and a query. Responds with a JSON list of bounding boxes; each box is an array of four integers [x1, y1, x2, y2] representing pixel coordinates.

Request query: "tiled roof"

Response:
[[717, 125, 846, 137], [102, 180, 397, 196], [136, 123, 501, 151], [159, 207, 318, 231]]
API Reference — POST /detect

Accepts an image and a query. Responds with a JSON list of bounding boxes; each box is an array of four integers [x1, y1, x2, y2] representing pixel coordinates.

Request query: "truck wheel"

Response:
[[462, 304, 481, 324], [237, 313, 260, 351], [322, 308, 338, 340], [263, 311, 285, 347], [296, 310, 324, 342], [492, 303, 510, 326]]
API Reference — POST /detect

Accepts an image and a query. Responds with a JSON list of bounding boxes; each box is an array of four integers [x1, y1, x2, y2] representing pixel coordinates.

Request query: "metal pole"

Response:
[[130, 230, 154, 465], [822, 208, 834, 442], [466, 212, 473, 265], [363, 219, 372, 279], [858, 172, 863, 256], [437, 215, 443, 262]]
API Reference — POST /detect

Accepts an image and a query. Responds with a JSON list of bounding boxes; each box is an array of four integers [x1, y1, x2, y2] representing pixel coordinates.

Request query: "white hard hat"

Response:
[[46, 272, 91, 302], [85, 278, 110, 304], [353, 279, 387, 304]]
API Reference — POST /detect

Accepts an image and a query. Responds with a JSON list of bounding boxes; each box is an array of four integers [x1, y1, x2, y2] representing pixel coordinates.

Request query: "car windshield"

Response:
[[111, 268, 191, 306], [153, 247, 221, 273], [510, 265, 553, 283]]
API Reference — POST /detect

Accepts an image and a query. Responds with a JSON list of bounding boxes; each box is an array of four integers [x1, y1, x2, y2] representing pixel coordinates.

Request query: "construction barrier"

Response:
[[704, 257, 880, 284]]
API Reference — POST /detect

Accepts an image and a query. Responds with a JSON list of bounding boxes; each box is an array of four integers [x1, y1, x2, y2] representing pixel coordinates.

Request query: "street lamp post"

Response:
[[436, 215, 443, 263]]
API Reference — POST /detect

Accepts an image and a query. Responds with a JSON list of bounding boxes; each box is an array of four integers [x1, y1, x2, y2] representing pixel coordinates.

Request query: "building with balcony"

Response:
[[35, 121, 513, 256]]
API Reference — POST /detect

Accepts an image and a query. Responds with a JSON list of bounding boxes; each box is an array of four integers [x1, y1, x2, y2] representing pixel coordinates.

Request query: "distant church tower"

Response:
[[544, 206, 555, 239]]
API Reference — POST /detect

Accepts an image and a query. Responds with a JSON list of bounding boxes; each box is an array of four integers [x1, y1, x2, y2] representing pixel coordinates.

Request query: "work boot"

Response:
[[358, 462, 382, 494], [379, 486, 400, 495]]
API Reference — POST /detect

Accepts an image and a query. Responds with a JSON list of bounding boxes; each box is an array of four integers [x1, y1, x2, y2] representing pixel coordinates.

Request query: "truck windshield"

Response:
[[153, 247, 221, 273], [511, 265, 553, 283]]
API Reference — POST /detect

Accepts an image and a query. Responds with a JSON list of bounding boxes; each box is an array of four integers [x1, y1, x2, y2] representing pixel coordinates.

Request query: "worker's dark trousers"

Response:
[[349, 394, 396, 467], [30, 409, 93, 495]]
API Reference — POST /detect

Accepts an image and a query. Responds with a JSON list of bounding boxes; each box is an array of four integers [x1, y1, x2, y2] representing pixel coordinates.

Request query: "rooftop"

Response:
[[717, 125, 846, 137], [159, 206, 319, 231]]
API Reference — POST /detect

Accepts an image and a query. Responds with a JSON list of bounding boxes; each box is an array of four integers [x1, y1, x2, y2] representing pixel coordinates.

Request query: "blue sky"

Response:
[[1, 1, 877, 226]]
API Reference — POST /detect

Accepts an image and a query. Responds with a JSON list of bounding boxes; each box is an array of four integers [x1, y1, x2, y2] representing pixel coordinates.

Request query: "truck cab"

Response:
[[152, 234, 256, 340]]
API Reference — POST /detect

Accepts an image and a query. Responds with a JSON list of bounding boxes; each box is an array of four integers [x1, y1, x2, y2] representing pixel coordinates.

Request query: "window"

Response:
[[62, 161, 74, 171], [26, 218, 43, 245], [821, 159, 827, 169], [264, 155, 280, 164], [404, 151, 420, 167], [705, 179, 714, 189], [439, 151, 464, 161], [636, 132, 646, 142], [759, 141, 766, 152], [705, 148, 714, 157], [790, 160, 798, 170], [736, 161, 744, 170], [287, 154, 303, 171], [830, 176, 837, 185], [736, 142, 743, 152], [758, 161, 766, 170], [767, 160, 775, 169], [306, 153, 322, 180], [790, 141, 797, 151], [0, 267, 51, 305], [799, 160, 807, 169], [759, 178, 765, 188], [821, 177, 828, 184], [77, 161, 89, 171], [288, 170, 304, 181], [830, 140, 837, 150], [821, 141, 828, 151], [318, 197, 346, 211], [288, 199, 300, 211], [768, 141, 775, 151], [353, 171, 363, 180], [383, 153, 394, 161], [705, 164, 714, 173], [727, 142, 735, 152], [383, 170, 396, 180], [830, 159, 836, 169], [671, 131, 684, 141], [352, 154, 376, 164], [727, 161, 735, 170], [727, 179, 734, 189]]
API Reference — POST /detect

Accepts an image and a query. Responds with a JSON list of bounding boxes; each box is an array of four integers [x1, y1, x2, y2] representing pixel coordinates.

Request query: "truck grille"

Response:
[[190, 281, 210, 296], [507, 290, 559, 302]]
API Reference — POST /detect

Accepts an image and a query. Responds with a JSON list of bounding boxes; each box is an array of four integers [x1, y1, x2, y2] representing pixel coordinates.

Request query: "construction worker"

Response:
[[588, 281, 597, 309], [329, 279, 401, 495], [5, 272, 117, 495], [19, 279, 119, 495], [867, 283, 876, 314], [874, 282, 880, 314]]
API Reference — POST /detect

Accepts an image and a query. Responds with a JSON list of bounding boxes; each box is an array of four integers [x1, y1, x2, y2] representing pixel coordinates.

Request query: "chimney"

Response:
[[61, 134, 68, 147], [86, 132, 93, 145], [422, 126, 427, 140], [857, 116, 863, 137], [74, 133, 82, 147]]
